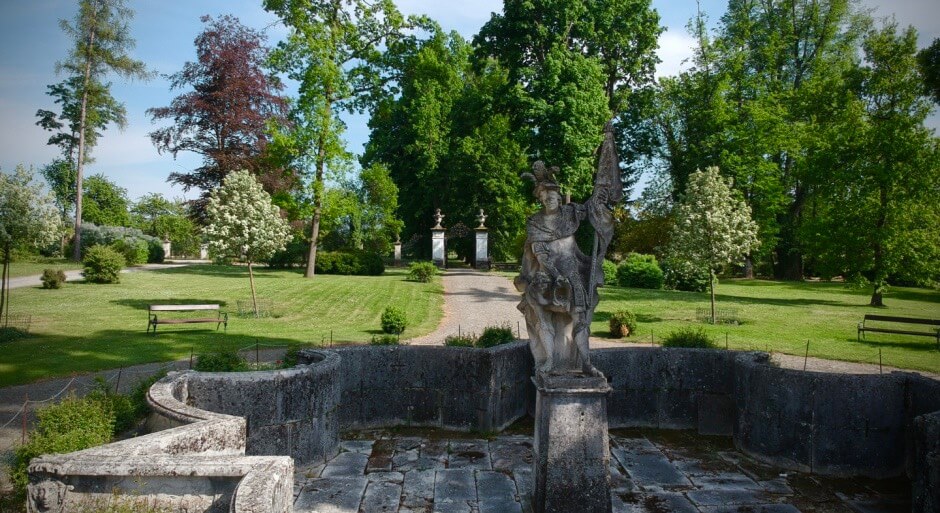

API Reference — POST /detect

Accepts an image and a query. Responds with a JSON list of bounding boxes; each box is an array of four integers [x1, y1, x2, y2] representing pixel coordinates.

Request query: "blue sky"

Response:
[[1, 0, 937, 202]]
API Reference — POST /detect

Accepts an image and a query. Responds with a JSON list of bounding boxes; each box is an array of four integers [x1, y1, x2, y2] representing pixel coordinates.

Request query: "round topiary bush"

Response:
[[381, 306, 407, 334], [608, 310, 637, 338], [82, 245, 126, 283], [661, 257, 710, 292], [616, 253, 664, 289]]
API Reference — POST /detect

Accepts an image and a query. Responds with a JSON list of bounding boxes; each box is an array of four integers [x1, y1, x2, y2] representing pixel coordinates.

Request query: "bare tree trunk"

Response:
[[248, 261, 258, 317], [0, 248, 8, 327], [304, 94, 331, 279], [72, 0, 99, 262], [709, 268, 717, 324]]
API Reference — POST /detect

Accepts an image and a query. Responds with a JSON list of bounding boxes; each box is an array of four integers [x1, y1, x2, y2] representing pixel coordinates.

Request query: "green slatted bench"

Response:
[[857, 314, 940, 349]]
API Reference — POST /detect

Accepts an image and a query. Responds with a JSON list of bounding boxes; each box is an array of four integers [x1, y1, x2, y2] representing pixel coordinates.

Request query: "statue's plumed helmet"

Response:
[[521, 161, 561, 198]]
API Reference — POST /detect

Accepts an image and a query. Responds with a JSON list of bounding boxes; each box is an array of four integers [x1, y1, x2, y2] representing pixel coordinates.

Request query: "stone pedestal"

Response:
[[394, 241, 402, 267], [162, 239, 172, 258], [533, 373, 612, 513], [475, 229, 489, 270], [431, 229, 446, 268], [199, 244, 208, 260]]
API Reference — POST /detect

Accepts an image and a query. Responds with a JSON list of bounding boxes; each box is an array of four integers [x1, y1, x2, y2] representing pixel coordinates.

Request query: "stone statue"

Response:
[[432, 209, 445, 230], [476, 209, 488, 229], [515, 123, 622, 377]]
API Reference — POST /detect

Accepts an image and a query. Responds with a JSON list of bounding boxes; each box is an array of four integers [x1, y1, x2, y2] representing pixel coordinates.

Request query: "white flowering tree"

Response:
[[206, 170, 290, 316], [668, 167, 759, 324], [0, 165, 63, 325]]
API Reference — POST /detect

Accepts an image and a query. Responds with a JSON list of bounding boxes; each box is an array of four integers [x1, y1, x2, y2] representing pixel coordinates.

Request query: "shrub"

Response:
[[662, 257, 710, 292], [193, 349, 248, 372], [616, 253, 664, 289], [476, 323, 516, 348], [87, 378, 137, 434], [608, 310, 637, 338], [10, 393, 114, 495], [147, 239, 165, 263], [110, 238, 148, 265], [371, 334, 401, 345], [83, 245, 126, 283], [381, 306, 407, 334], [662, 327, 715, 348], [408, 261, 438, 282], [602, 259, 618, 285], [129, 370, 167, 420], [268, 236, 308, 269], [41, 268, 67, 289], [75, 223, 162, 260], [281, 347, 303, 367], [314, 251, 385, 275], [444, 334, 476, 347]]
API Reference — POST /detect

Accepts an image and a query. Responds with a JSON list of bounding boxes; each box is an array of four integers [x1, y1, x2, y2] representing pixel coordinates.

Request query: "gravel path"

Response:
[[407, 269, 527, 345]]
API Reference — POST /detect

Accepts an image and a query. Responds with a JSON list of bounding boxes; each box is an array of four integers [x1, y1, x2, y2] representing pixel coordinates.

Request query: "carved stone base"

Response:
[[532, 373, 612, 513]]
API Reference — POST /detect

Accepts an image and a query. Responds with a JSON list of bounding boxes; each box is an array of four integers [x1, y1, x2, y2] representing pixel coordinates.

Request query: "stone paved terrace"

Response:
[[292, 429, 909, 513]]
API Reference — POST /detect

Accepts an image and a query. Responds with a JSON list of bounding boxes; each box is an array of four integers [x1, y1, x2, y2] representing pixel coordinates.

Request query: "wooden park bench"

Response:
[[147, 304, 228, 333], [857, 314, 940, 349]]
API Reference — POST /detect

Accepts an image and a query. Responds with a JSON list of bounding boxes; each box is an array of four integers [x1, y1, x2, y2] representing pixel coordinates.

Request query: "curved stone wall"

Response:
[[182, 350, 341, 464], [733, 353, 909, 478]]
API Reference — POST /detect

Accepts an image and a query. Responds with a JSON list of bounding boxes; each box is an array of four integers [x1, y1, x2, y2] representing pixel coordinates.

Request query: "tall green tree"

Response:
[[0, 167, 63, 325], [264, 0, 411, 278], [804, 23, 940, 305], [53, 0, 150, 261], [474, 0, 662, 197], [363, 28, 529, 261], [917, 37, 940, 105]]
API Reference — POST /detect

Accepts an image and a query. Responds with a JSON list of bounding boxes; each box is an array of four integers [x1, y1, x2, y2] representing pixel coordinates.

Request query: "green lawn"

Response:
[[0, 265, 443, 387], [594, 279, 940, 374], [7, 259, 83, 278]]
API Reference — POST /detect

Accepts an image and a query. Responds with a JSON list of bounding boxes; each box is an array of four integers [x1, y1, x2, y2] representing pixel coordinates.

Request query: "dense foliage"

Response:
[[616, 253, 664, 289], [314, 251, 384, 276], [476, 323, 516, 348]]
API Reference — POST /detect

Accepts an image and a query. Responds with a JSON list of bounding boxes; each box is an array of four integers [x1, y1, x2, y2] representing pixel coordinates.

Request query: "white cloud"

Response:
[[655, 30, 697, 79]]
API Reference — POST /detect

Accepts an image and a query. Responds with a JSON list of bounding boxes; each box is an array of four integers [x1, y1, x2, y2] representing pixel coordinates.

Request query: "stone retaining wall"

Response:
[[330, 342, 533, 432]]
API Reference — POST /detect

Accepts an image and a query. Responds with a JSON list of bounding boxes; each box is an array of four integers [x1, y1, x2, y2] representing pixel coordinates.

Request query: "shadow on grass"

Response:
[[0, 329, 327, 387], [600, 285, 855, 308], [148, 264, 293, 279], [111, 298, 232, 310], [854, 336, 940, 352]]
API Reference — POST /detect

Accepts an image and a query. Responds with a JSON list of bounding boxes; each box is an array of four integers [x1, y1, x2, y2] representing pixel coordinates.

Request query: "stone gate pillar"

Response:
[[394, 238, 402, 267], [162, 238, 172, 259], [431, 209, 446, 268], [475, 209, 489, 270]]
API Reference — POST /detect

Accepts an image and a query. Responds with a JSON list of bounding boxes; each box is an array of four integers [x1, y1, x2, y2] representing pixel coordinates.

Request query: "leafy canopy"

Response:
[[205, 170, 291, 264]]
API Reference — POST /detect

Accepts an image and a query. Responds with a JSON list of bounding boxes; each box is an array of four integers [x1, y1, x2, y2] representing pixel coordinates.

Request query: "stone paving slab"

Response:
[[293, 433, 910, 513]]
